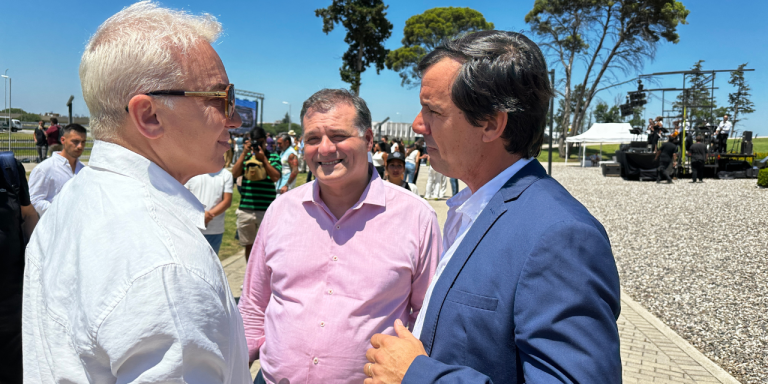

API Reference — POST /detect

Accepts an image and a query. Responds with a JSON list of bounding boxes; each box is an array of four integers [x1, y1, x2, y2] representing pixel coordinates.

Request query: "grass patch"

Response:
[[217, 172, 310, 260]]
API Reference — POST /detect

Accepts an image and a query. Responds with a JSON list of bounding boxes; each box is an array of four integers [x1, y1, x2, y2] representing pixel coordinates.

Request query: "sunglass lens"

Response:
[[228, 85, 235, 118]]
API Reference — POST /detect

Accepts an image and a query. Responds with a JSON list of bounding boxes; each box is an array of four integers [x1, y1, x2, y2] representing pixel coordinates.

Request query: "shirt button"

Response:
[[332, 256, 338, 261], [336, 225, 340, 229], [328, 289, 333, 295], [313, 357, 319, 365], [320, 321, 325, 327]]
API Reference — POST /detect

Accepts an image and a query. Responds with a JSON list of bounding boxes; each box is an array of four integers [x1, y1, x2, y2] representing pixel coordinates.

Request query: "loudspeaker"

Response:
[[746, 168, 759, 178], [601, 163, 621, 177], [630, 141, 649, 148], [741, 141, 753, 155], [743, 131, 753, 142]]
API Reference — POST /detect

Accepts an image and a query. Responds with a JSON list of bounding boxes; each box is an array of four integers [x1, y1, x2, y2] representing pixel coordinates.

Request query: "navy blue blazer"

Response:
[[403, 160, 622, 383]]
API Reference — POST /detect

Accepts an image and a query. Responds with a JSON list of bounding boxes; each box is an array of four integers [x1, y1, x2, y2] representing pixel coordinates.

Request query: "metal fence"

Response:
[[1, 138, 94, 163]]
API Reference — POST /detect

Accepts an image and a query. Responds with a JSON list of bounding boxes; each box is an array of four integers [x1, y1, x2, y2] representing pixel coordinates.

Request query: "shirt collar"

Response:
[[53, 152, 85, 170], [88, 140, 206, 229], [302, 164, 386, 210], [447, 157, 534, 221]]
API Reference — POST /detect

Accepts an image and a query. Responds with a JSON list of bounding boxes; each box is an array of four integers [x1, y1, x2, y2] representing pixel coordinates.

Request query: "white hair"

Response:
[[80, 1, 222, 141]]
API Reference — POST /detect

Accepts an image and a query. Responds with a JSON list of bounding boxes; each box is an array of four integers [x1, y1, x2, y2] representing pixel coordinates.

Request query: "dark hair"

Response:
[[249, 127, 267, 142], [417, 30, 553, 157], [61, 123, 87, 136], [300, 88, 371, 135], [50, 117, 59, 124]]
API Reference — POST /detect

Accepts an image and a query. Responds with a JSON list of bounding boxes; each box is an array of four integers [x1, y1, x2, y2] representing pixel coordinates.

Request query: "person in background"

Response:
[[238, 88, 440, 384], [185, 167, 233, 254], [0, 153, 38, 384], [46, 117, 63, 156], [34, 121, 49, 163], [449, 178, 459, 197], [28, 123, 87, 216], [423, 151, 448, 200], [404, 139, 425, 184], [655, 137, 679, 184], [275, 132, 298, 194], [231, 127, 281, 262], [715, 115, 732, 153], [379, 135, 390, 153], [266, 132, 275, 152], [385, 150, 419, 195], [647, 117, 659, 151], [390, 138, 399, 154], [687, 136, 707, 183], [371, 143, 388, 178]]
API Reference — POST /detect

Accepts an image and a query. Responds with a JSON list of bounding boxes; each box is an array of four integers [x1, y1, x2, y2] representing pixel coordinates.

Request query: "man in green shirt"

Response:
[[232, 127, 282, 261]]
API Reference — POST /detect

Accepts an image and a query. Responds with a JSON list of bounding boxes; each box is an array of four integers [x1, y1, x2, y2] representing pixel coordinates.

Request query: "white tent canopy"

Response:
[[565, 123, 635, 144], [564, 123, 636, 166]]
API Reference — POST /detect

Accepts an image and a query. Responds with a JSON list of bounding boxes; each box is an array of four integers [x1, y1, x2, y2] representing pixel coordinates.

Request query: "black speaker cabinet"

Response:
[[743, 131, 753, 142], [741, 141, 753, 155], [601, 163, 621, 177]]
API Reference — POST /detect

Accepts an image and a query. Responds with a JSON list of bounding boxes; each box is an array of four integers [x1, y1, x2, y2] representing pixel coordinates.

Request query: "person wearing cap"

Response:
[[275, 132, 298, 194], [385, 150, 419, 196], [238, 88, 441, 384]]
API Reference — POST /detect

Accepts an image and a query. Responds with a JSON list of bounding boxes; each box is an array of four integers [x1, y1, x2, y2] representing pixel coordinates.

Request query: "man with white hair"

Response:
[[22, 2, 251, 383]]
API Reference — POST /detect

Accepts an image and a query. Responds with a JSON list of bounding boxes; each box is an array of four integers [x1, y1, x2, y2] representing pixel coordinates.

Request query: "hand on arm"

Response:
[[364, 319, 427, 384], [206, 193, 232, 224]]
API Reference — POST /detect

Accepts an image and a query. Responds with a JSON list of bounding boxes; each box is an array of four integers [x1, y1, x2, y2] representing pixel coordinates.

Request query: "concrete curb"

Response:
[[221, 249, 245, 268], [621, 291, 741, 384]]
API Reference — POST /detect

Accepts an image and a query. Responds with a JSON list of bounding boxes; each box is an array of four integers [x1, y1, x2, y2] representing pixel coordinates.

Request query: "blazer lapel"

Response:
[[419, 160, 548, 355]]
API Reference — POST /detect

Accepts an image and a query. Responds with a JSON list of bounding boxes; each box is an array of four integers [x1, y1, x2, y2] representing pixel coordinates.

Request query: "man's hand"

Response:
[[253, 150, 268, 164], [279, 185, 288, 194], [242, 140, 252, 155], [364, 319, 427, 384], [204, 210, 214, 226]]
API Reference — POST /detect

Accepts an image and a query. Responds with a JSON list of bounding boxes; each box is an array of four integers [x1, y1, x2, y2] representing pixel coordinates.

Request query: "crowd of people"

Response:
[[1, 2, 624, 384]]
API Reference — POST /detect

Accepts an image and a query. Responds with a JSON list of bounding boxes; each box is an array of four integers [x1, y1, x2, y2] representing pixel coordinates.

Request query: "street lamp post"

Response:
[[2, 71, 10, 151], [282, 101, 291, 132]]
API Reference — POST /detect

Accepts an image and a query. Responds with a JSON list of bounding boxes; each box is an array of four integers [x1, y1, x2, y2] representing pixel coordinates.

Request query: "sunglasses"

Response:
[[125, 84, 236, 118]]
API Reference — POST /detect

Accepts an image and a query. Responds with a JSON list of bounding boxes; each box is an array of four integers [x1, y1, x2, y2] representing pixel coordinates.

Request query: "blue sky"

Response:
[[1, 0, 765, 136]]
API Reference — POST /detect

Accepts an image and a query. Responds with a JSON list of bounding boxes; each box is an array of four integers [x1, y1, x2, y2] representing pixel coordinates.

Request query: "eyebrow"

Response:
[[207, 83, 229, 92]]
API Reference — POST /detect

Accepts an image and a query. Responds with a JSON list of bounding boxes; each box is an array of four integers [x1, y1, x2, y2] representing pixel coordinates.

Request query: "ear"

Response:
[[364, 128, 374, 152], [127, 95, 164, 140], [481, 110, 508, 143]]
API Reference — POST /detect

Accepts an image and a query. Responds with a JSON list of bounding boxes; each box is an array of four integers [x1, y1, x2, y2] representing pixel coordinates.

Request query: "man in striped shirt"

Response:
[[232, 127, 282, 261]]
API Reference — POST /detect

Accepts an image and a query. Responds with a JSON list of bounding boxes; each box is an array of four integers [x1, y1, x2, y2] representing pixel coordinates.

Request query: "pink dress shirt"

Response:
[[238, 170, 441, 384]]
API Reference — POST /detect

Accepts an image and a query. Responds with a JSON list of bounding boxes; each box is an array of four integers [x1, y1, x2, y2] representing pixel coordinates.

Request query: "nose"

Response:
[[226, 110, 242, 128], [412, 112, 429, 135], [317, 135, 337, 157]]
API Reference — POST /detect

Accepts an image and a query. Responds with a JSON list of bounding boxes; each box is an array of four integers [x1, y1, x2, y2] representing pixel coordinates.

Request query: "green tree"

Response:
[[727, 63, 755, 136], [627, 106, 645, 128], [281, 112, 290, 124], [385, 7, 494, 87], [316, 0, 393, 96], [673, 60, 716, 128], [593, 101, 621, 123], [527, 0, 689, 155]]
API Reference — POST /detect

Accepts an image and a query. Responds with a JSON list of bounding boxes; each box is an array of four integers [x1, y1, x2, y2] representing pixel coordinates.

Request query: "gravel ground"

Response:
[[550, 164, 767, 384]]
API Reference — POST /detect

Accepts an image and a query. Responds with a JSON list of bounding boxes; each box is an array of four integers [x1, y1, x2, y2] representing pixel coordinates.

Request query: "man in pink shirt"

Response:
[[238, 88, 441, 384]]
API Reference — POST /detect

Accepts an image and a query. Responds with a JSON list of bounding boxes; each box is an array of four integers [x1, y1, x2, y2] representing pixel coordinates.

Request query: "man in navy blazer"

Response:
[[363, 31, 622, 383]]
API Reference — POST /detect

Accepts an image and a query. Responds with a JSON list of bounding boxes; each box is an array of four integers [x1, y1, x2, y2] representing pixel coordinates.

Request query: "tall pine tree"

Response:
[[727, 63, 755, 137]]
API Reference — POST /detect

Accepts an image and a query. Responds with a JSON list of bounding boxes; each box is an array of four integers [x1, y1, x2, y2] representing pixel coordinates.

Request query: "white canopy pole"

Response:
[[565, 144, 568, 164]]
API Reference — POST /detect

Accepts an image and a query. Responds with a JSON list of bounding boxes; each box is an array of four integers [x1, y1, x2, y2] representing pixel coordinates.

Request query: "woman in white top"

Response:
[[404, 138, 424, 184], [372, 143, 388, 178]]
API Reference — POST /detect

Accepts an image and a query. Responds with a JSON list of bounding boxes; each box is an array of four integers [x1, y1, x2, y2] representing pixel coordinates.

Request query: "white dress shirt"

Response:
[[185, 169, 234, 235], [412, 157, 533, 338], [28, 151, 84, 215], [23, 141, 250, 384], [718, 120, 732, 134]]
